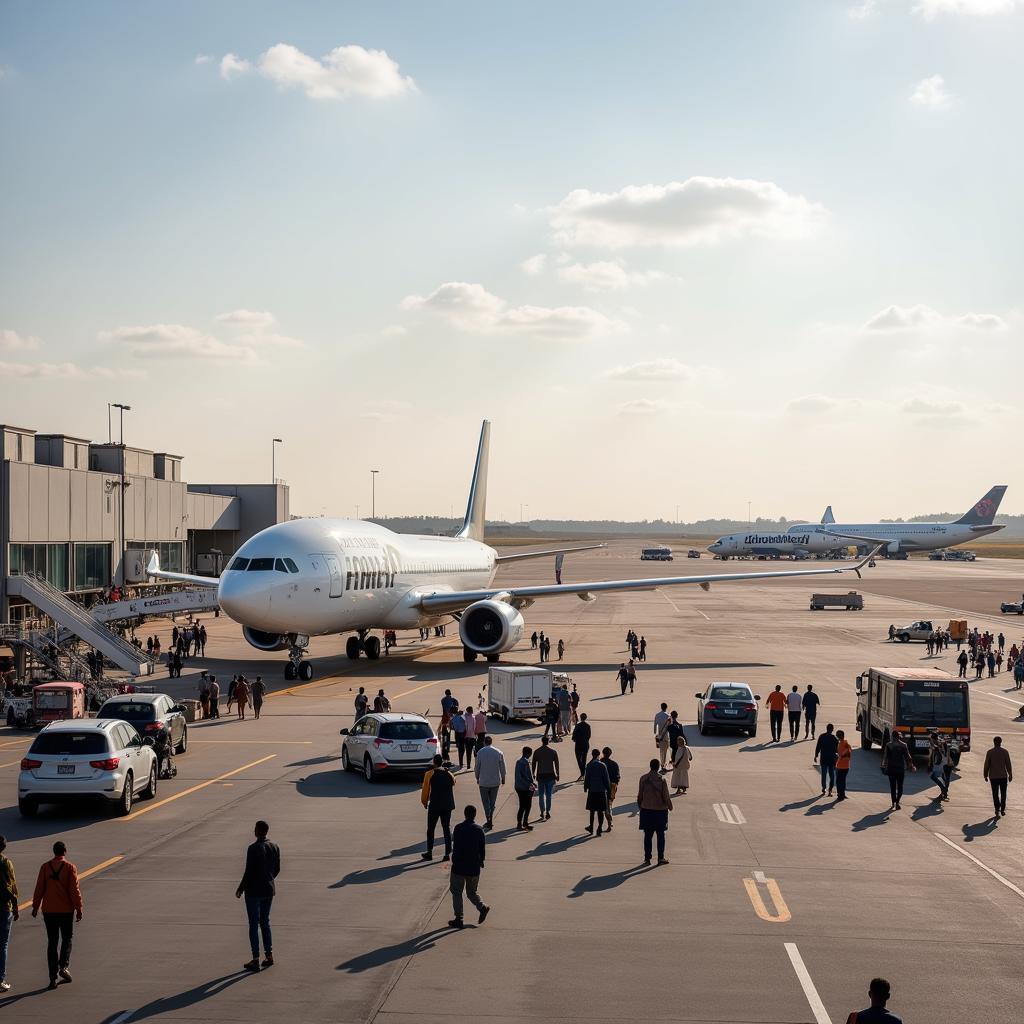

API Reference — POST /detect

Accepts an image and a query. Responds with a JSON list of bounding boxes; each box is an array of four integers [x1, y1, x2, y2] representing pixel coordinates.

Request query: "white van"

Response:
[[487, 666, 552, 722]]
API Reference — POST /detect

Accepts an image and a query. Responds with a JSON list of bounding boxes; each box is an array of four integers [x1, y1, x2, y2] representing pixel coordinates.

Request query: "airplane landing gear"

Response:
[[463, 646, 478, 663], [346, 630, 381, 660], [284, 634, 312, 681]]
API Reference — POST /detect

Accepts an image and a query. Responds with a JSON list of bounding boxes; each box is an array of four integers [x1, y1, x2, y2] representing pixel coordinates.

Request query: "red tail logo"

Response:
[[974, 499, 994, 518]]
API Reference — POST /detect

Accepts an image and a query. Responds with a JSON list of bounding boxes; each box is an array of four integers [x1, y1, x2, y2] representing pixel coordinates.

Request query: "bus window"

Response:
[[900, 688, 967, 725]]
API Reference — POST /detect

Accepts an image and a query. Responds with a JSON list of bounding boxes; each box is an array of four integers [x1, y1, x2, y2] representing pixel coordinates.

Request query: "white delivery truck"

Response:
[[487, 665, 553, 722]]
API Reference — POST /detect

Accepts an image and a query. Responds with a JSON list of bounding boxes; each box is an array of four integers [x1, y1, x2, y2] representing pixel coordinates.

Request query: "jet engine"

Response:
[[459, 599, 524, 655], [242, 626, 289, 652]]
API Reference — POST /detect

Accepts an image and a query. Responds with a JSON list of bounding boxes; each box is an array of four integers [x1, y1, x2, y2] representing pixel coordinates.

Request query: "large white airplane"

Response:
[[708, 486, 1007, 560], [149, 421, 876, 680]]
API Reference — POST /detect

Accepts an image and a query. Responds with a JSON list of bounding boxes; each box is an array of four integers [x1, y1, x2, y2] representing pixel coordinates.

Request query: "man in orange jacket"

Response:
[[31, 841, 82, 990], [835, 729, 853, 801]]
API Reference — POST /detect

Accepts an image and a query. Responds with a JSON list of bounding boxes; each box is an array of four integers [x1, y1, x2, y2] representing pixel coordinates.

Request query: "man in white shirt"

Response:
[[653, 703, 671, 771], [473, 737, 506, 831], [786, 686, 803, 742]]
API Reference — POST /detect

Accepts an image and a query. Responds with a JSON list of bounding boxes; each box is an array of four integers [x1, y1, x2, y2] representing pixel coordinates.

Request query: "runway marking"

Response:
[[109, 1012, 135, 1024], [978, 690, 1022, 707], [713, 802, 746, 824], [0, 758, 24, 769], [743, 875, 791, 923], [0, 739, 29, 750], [17, 855, 123, 911], [115, 754, 277, 821], [934, 832, 1024, 900], [753, 870, 767, 883], [189, 739, 314, 745], [785, 943, 833, 1024]]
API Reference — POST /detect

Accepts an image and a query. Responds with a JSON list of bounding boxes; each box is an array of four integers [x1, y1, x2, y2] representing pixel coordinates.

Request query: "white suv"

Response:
[[19, 719, 159, 817], [340, 713, 438, 782]]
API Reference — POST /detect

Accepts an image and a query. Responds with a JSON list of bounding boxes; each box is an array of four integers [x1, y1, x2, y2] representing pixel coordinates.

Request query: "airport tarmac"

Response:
[[1, 542, 1022, 1023]]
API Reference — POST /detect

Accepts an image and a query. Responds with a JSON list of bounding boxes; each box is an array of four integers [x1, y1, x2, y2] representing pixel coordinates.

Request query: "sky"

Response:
[[1, 0, 1022, 524]]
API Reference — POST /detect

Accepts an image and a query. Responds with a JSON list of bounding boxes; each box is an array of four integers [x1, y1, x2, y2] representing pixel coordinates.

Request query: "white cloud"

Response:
[[402, 281, 623, 341], [0, 329, 41, 351], [215, 309, 276, 329], [617, 398, 674, 416], [787, 394, 844, 415], [520, 254, 547, 276], [606, 358, 692, 381], [864, 304, 1007, 331], [101, 324, 260, 363], [914, 0, 1016, 17], [911, 74, 954, 110], [255, 43, 415, 100], [220, 53, 252, 80], [548, 177, 827, 249], [558, 260, 672, 291], [214, 309, 304, 349], [194, 54, 212, 65], [902, 397, 965, 416]]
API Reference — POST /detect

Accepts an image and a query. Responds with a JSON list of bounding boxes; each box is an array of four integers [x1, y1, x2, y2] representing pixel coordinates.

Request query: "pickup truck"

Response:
[[893, 620, 935, 643]]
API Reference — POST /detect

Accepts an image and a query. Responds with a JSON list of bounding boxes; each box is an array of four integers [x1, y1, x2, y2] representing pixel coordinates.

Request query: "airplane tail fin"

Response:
[[456, 420, 490, 541], [954, 485, 1007, 526], [821, 505, 835, 525]]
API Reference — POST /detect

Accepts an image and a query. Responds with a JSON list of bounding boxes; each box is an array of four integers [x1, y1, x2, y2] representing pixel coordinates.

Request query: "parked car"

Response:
[[97, 692, 189, 753], [18, 719, 158, 817], [894, 620, 935, 642], [687, 550, 701, 559], [695, 682, 760, 737], [340, 712, 438, 782]]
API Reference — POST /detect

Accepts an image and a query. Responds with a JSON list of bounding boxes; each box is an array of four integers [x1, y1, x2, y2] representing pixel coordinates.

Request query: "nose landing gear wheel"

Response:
[[298, 661, 313, 682]]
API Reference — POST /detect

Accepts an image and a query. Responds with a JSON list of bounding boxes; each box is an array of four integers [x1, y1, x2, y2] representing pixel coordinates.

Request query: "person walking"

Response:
[[208, 675, 220, 718], [198, 622, 207, 656], [616, 663, 629, 696], [957, 649, 969, 679], [983, 736, 1012, 817], [786, 685, 802, 741], [226, 675, 237, 715], [514, 746, 536, 830], [462, 705, 478, 769], [987, 650, 996, 678], [556, 684, 572, 740], [654, 703, 671, 771], [372, 689, 391, 713], [569, 683, 580, 725], [234, 676, 250, 721], [670, 733, 692, 795], [572, 713, 592, 780], [542, 697, 560, 741], [531, 630, 538, 650], [473, 736, 506, 830], [472, 706, 488, 754], [814, 723, 839, 797], [881, 730, 915, 810], [639, 635, 647, 662], [802, 685, 820, 739], [354, 686, 369, 722], [448, 806, 489, 929], [601, 746, 620, 821], [0, 835, 18, 993], [766, 685, 787, 742], [236, 820, 280, 972], [532, 737, 559, 820], [637, 759, 673, 866], [251, 676, 266, 720], [846, 977, 903, 1024], [583, 749, 611, 835], [835, 729, 852, 801], [626, 660, 637, 694], [421, 754, 456, 861], [928, 731, 950, 801], [30, 841, 82, 990], [199, 675, 211, 720], [557, 638, 565, 661], [451, 708, 468, 769]]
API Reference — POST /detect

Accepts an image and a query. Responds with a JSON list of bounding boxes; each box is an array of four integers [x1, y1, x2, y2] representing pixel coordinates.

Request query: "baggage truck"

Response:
[[487, 666, 552, 722], [809, 592, 863, 611]]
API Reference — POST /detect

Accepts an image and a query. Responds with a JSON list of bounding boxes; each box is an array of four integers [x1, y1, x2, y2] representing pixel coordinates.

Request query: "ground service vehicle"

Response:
[[33, 682, 87, 725], [855, 667, 969, 759], [687, 550, 701, 559], [945, 549, 976, 562], [1000, 601, 1024, 615], [809, 592, 863, 611], [4, 692, 34, 728], [97, 693, 189, 753], [928, 550, 947, 561], [695, 681, 760, 737], [487, 665, 552, 721], [640, 546, 673, 561], [948, 619, 968, 641], [339, 713, 438, 782], [894, 620, 935, 643], [18, 719, 158, 816]]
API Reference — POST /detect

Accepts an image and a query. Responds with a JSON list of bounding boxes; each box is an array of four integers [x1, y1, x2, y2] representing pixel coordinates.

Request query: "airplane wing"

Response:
[[494, 543, 606, 563], [417, 547, 881, 615], [146, 551, 220, 588]]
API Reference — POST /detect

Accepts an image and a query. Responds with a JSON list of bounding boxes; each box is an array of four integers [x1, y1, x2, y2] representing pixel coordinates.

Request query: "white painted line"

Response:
[[729, 803, 746, 824], [713, 802, 745, 825], [695, 608, 710, 621], [978, 690, 1023, 707], [753, 870, 767, 884], [785, 942, 833, 1024], [660, 592, 683, 614], [935, 833, 1024, 900]]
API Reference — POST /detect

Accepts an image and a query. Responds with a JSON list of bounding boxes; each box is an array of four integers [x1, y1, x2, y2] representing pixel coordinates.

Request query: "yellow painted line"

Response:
[[0, 759, 22, 769], [0, 739, 30, 750], [189, 740, 313, 745], [743, 876, 792, 923], [115, 754, 277, 821], [18, 855, 123, 911]]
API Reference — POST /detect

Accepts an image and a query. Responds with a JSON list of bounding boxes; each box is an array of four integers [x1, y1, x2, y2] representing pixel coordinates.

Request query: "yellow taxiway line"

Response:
[[18, 855, 124, 912], [743, 873, 792, 923], [115, 754, 277, 821]]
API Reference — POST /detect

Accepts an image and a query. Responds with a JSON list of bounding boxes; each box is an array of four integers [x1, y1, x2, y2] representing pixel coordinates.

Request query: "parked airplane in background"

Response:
[[708, 486, 1007, 561], [150, 421, 876, 680]]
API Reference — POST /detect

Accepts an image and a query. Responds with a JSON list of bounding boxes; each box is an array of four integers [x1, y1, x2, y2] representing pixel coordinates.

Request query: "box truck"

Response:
[[487, 666, 552, 722]]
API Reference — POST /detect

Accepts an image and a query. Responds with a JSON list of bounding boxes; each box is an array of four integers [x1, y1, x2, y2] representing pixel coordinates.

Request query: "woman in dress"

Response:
[[671, 733, 692, 795]]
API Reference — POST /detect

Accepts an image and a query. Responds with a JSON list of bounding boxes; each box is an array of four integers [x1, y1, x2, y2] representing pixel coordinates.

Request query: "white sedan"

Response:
[[18, 719, 158, 817]]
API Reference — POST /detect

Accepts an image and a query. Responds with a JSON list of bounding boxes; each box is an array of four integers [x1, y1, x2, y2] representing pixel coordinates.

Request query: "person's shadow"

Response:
[[119, 971, 254, 1020], [568, 863, 654, 898], [517, 834, 592, 860], [330, 860, 434, 887], [336, 927, 456, 973], [779, 795, 820, 813], [962, 819, 999, 842], [851, 810, 893, 832]]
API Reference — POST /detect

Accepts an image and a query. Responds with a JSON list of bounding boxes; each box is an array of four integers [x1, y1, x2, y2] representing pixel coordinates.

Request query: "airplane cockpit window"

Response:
[[228, 557, 250, 571], [274, 559, 289, 573], [283, 558, 299, 573], [247, 557, 275, 571]]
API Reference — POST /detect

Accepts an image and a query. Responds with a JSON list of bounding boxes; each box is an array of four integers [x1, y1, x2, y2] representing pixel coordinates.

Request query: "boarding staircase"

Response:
[[90, 587, 219, 624], [5, 573, 155, 676], [0, 624, 95, 682]]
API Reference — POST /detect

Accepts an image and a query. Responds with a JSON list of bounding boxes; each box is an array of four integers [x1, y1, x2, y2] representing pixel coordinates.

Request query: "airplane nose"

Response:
[[218, 572, 272, 626]]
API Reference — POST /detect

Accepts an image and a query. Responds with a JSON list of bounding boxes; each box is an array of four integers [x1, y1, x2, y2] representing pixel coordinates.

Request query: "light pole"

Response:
[[747, 500, 752, 524], [355, 504, 360, 520], [272, 438, 282, 483], [370, 469, 380, 521], [112, 403, 131, 585]]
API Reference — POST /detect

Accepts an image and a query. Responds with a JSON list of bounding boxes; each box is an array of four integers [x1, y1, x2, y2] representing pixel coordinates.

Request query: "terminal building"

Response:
[[0, 422, 289, 625]]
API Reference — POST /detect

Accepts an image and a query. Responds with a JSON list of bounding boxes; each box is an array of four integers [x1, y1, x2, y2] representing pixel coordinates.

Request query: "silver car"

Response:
[[18, 719, 158, 817], [340, 713, 439, 782]]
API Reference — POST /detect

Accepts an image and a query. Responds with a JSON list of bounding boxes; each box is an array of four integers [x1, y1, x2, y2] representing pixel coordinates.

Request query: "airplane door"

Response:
[[324, 553, 344, 598]]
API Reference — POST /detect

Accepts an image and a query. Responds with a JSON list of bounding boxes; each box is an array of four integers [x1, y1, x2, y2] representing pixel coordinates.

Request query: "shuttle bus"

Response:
[[640, 546, 673, 561]]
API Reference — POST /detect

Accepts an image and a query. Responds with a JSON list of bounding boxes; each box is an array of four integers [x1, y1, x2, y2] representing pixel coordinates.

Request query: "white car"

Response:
[[340, 712, 438, 782], [18, 719, 158, 817]]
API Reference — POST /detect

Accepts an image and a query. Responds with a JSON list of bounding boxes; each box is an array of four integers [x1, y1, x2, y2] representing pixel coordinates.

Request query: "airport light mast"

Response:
[[371, 469, 380, 521], [272, 438, 282, 483], [112, 403, 131, 586]]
